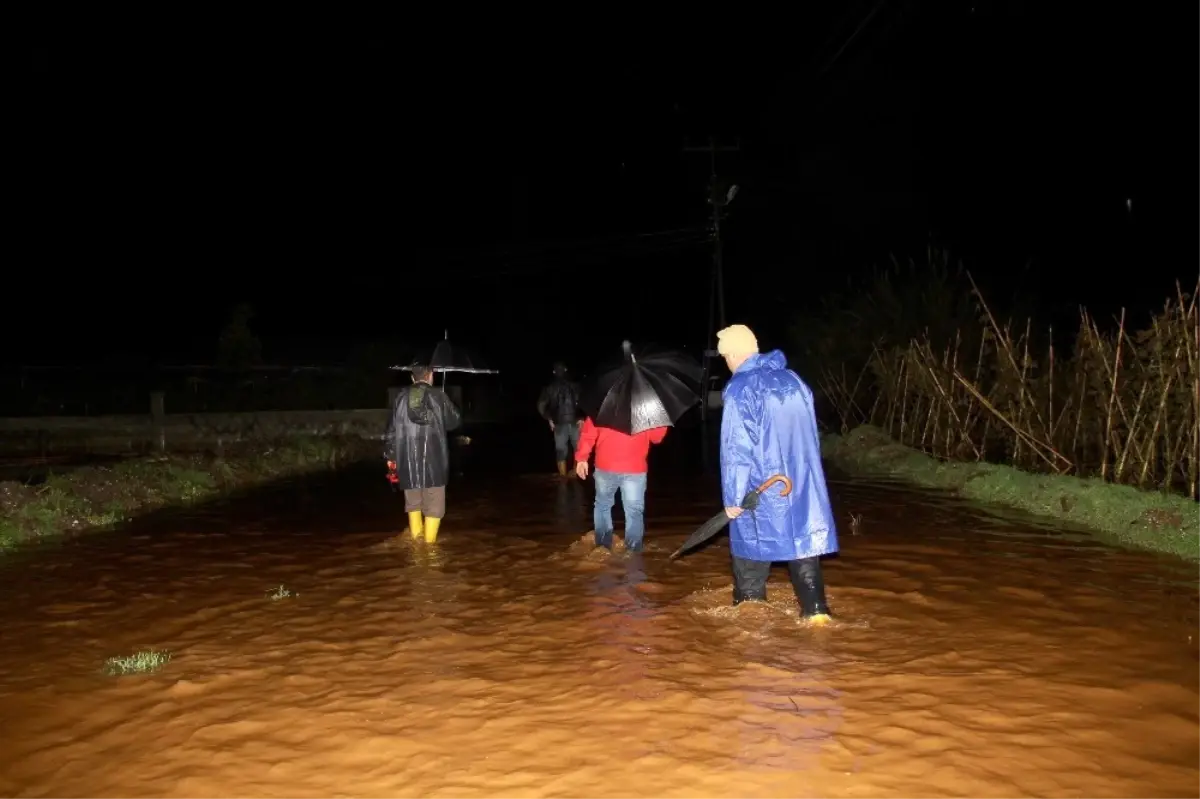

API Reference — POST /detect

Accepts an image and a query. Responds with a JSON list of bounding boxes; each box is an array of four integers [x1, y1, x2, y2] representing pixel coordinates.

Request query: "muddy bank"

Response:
[[822, 425, 1199, 560], [0, 437, 375, 551]]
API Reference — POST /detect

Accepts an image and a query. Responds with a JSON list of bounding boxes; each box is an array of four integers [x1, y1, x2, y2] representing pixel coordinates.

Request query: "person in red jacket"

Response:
[[574, 417, 668, 552]]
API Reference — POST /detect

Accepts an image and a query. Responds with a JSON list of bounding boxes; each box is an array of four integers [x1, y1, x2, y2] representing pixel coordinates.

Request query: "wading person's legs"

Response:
[[786, 556, 832, 620], [592, 469, 619, 549], [618, 472, 647, 552], [403, 489, 425, 539], [553, 425, 572, 475], [422, 486, 446, 543], [731, 555, 771, 604], [565, 421, 582, 464]]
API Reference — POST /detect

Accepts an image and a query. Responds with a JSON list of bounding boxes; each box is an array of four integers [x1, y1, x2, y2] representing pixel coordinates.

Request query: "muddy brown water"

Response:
[[0, 464, 1196, 798]]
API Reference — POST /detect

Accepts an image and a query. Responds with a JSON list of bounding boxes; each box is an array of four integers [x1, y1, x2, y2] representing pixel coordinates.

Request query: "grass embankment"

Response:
[[0, 437, 373, 552], [823, 425, 1198, 559], [794, 251, 1198, 559]]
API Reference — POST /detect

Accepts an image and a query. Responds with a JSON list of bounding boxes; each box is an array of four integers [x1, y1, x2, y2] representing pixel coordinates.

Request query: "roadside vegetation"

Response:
[[0, 437, 373, 552], [794, 249, 1199, 558]]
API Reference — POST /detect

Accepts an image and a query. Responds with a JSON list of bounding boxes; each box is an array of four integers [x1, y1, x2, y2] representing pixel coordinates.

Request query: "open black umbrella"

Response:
[[668, 475, 793, 561], [390, 330, 499, 376], [582, 341, 703, 435]]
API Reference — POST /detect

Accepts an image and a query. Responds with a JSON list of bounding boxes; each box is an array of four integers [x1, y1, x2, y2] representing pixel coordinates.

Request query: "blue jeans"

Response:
[[553, 420, 581, 461], [593, 469, 647, 551]]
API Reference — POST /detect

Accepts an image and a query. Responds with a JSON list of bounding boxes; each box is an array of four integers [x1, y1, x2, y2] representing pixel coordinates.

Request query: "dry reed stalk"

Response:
[[951, 369, 1069, 471], [819, 363, 871, 432], [1070, 310, 1089, 464], [913, 337, 981, 460], [947, 331, 962, 458], [967, 272, 1054, 443], [1114, 381, 1149, 482], [1047, 325, 1056, 441], [1080, 307, 1152, 467], [1138, 311, 1181, 487], [1010, 319, 1036, 468], [1097, 309, 1126, 480], [1183, 281, 1199, 496], [960, 328, 991, 458]]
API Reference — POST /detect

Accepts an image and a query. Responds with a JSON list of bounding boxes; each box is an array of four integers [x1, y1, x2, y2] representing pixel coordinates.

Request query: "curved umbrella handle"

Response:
[[754, 474, 793, 497]]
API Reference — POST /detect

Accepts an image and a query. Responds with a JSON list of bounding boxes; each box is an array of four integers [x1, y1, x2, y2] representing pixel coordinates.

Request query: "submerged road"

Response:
[[0, 429, 1196, 797]]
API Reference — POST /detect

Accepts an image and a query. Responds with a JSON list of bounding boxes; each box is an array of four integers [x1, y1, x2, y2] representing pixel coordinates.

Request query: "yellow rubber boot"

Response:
[[407, 511, 424, 539], [424, 517, 442, 544], [556, 461, 568, 477]]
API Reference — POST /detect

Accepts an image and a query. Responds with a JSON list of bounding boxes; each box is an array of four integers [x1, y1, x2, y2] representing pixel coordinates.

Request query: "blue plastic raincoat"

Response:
[[720, 350, 839, 562]]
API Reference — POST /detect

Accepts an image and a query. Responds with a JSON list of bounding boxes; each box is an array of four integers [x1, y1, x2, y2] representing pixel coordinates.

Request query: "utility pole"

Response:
[[684, 135, 740, 423]]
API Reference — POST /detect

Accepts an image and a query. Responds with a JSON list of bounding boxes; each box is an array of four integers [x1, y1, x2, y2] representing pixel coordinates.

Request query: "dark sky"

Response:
[[11, 3, 1194, 378]]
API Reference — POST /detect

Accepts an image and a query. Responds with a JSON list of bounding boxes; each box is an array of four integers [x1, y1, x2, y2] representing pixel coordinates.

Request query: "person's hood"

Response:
[[406, 384, 434, 426], [734, 349, 788, 373]]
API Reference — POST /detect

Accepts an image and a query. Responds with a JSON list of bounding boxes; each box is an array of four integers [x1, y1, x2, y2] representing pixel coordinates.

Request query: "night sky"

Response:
[[11, 3, 1194, 384]]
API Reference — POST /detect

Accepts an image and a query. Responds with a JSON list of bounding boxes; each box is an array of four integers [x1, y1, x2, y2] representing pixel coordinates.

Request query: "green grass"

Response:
[[0, 436, 372, 553], [823, 425, 1200, 560], [104, 649, 172, 676]]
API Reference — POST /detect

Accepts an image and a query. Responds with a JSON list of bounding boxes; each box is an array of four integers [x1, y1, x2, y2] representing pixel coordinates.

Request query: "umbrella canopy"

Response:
[[390, 331, 499, 375], [668, 475, 793, 561], [582, 341, 703, 435]]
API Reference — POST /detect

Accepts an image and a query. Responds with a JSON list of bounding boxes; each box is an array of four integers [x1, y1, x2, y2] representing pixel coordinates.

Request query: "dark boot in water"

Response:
[[731, 554, 770, 605], [787, 557, 833, 625]]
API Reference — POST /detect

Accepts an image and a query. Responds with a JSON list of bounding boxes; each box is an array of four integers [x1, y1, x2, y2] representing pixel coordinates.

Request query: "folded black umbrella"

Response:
[[582, 341, 703, 435], [668, 475, 794, 561]]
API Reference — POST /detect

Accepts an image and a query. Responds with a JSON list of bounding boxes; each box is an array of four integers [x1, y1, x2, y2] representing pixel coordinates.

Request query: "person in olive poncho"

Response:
[[384, 365, 462, 543]]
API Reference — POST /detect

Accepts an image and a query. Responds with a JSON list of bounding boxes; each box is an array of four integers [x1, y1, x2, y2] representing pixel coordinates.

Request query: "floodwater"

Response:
[[0, 460, 1196, 797]]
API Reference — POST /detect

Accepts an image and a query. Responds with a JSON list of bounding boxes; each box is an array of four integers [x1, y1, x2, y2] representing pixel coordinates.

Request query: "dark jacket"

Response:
[[384, 382, 463, 489], [537, 377, 582, 425]]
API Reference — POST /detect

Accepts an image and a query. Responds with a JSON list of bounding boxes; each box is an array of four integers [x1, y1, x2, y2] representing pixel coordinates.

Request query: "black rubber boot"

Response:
[[731, 555, 770, 605], [787, 557, 832, 618]]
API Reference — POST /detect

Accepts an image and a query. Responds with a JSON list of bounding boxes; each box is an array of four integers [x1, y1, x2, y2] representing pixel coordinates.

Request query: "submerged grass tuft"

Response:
[[105, 649, 172, 676], [267, 584, 294, 601]]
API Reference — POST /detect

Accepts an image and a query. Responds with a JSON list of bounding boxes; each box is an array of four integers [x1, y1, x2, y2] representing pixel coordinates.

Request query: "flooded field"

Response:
[[0, 459, 1196, 797]]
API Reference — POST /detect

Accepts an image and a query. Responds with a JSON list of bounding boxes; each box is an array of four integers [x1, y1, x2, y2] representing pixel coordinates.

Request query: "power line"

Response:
[[416, 226, 706, 266], [817, 0, 892, 76], [460, 231, 714, 281], [411, 226, 713, 281]]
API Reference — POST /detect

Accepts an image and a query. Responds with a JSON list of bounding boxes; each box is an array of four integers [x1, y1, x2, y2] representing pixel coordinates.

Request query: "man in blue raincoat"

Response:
[[717, 324, 837, 624]]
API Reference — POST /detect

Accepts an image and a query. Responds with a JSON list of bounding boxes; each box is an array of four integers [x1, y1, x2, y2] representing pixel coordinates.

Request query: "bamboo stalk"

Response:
[[915, 339, 982, 460], [1047, 325, 1056, 440], [1183, 281, 1200, 497], [1070, 309, 1089, 466], [952, 370, 1070, 472], [967, 272, 1054, 441], [1114, 382, 1148, 482], [1099, 309, 1125, 480], [961, 325, 990, 456]]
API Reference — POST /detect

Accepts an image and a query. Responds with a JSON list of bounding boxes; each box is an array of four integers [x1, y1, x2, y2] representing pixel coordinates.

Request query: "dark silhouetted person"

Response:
[[537, 361, 583, 477], [716, 324, 838, 624], [385, 364, 462, 543]]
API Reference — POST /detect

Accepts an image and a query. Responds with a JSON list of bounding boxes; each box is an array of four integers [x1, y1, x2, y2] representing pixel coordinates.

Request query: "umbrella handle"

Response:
[[754, 474, 793, 497]]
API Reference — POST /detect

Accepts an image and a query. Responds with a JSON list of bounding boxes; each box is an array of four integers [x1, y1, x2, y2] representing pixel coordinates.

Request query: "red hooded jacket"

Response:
[[574, 417, 668, 474]]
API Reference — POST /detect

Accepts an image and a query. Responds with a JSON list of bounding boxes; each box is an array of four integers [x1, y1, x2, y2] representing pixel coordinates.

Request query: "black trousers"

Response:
[[731, 555, 831, 617]]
